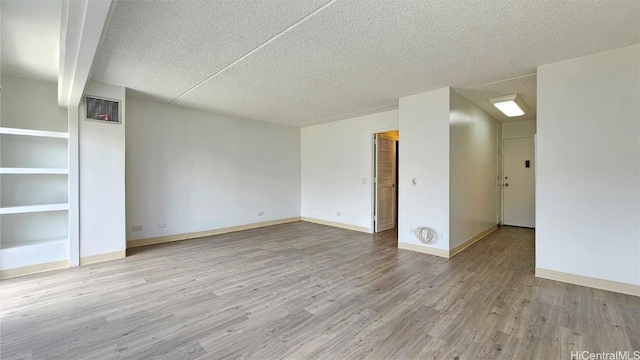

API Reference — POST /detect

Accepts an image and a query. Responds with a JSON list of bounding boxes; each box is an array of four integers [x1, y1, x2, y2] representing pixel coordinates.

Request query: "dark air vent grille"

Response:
[[85, 96, 120, 124]]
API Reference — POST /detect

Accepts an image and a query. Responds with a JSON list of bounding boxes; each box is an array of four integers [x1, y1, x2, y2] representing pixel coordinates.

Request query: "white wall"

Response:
[[301, 110, 398, 231], [537, 45, 640, 286], [449, 89, 499, 249], [80, 82, 126, 258], [126, 98, 301, 240], [398, 88, 450, 251], [502, 119, 536, 138]]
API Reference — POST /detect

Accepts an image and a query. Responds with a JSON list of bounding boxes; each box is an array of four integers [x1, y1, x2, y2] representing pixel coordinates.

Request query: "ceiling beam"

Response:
[[58, 0, 113, 108]]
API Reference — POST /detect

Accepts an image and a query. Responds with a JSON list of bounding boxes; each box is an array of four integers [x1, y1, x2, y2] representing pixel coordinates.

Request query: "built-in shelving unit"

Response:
[[0, 236, 69, 271], [1, 236, 68, 249], [0, 203, 70, 215], [0, 127, 69, 138], [0, 168, 69, 174], [1, 124, 70, 276]]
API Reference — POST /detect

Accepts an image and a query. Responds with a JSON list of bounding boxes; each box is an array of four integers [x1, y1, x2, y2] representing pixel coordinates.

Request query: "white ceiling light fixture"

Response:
[[488, 94, 530, 117]]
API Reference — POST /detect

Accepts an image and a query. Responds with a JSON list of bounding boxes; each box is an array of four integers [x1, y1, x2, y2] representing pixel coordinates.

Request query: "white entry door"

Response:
[[375, 135, 397, 232], [503, 137, 535, 228]]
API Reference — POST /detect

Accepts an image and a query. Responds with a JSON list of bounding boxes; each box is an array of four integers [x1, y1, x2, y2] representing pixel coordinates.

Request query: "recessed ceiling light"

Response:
[[488, 94, 529, 117]]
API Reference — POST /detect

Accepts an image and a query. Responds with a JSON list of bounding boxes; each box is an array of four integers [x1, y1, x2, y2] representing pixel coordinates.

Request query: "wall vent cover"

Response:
[[85, 96, 121, 124]]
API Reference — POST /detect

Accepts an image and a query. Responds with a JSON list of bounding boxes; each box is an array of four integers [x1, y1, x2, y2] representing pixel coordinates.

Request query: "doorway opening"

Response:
[[373, 130, 399, 233]]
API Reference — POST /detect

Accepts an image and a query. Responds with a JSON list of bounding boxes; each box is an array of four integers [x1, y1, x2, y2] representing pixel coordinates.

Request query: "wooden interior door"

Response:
[[503, 136, 535, 228], [375, 134, 397, 232]]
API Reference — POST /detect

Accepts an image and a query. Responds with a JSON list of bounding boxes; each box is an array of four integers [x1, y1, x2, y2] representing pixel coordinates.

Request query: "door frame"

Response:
[[371, 128, 399, 233], [501, 135, 535, 226]]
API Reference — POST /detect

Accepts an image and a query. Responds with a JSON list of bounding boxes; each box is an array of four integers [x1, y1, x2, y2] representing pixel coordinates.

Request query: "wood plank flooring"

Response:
[[1, 222, 638, 359]]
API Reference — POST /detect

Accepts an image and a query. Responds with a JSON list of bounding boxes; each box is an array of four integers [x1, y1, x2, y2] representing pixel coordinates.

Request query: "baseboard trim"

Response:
[[397, 242, 449, 258], [127, 217, 302, 248], [80, 250, 126, 265], [300, 217, 370, 233], [449, 224, 498, 257], [1, 260, 69, 279], [535, 267, 640, 297]]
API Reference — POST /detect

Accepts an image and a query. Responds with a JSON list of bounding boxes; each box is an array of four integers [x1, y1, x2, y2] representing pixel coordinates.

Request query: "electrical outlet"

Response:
[[132, 225, 143, 232], [410, 228, 416, 234], [411, 178, 417, 186], [336, 211, 341, 216], [436, 232, 443, 239], [258, 211, 264, 216], [157, 222, 167, 228], [362, 177, 367, 184]]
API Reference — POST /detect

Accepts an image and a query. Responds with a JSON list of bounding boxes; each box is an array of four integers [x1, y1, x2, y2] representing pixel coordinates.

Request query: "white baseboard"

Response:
[[0, 250, 127, 279], [80, 250, 126, 265], [300, 217, 370, 233], [1, 260, 69, 279], [397, 242, 449, 258], [127, 217, 302, 248], [449, 224, 498, 257], [536, 267, 640, 297]]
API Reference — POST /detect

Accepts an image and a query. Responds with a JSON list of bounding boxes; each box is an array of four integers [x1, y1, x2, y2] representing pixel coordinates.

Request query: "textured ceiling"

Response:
[[92, 0, 331, 104], [455, 74, 537, 123], [1, 0, 61, 83], [93, 0, 640, 127]]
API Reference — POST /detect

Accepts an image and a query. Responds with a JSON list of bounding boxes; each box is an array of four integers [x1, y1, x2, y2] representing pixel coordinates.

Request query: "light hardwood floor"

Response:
[[1, 222, 638, 359]]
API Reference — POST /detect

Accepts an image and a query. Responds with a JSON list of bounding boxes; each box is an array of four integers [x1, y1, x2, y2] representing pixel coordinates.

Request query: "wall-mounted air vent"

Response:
[[85, 96, 121, 124]]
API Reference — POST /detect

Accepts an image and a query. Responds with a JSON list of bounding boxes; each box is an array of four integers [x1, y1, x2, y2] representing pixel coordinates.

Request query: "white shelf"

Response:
[[0, 203, 69, 215], [1, 237, 69, 270], [0, 127, 68, 139], [1, 236, 68, 250], [0, 168, 69, 174]]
